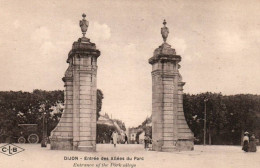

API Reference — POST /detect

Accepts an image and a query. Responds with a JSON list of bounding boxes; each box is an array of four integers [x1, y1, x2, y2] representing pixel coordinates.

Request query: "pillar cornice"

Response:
[[62, 77, 73, 82], [178, 82, 185, 87], [67, 41, 100, 63], [149, 43, 181, 65], [149, 54, 181, 65], [151, 70, 179, 77]]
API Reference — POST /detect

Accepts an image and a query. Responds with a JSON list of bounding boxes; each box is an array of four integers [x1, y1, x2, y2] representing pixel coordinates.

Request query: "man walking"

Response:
[[112, 131, 118, 147]]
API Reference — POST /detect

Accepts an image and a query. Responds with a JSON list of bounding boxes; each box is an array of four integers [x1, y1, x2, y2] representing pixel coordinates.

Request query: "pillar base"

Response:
[[154, 139, 194, 152], [152, 139, 163, 151], [78, 146, 96, 152], [176, 139, 194, 151], [50, 137, 73, 150], [162, 146, 178, 152]]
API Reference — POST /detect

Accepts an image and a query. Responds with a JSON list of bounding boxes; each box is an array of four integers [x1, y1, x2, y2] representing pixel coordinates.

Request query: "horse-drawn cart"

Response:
[[17, 124, 39, 144]]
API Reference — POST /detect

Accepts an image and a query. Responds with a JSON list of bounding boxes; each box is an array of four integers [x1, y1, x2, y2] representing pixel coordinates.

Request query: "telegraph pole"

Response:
[[204, 98, 208, 146], [41, 112, 47, 147]]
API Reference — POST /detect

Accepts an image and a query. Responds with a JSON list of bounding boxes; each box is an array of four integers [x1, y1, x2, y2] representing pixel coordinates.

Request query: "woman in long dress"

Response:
[[249, 134, 257, 152], [112, 131, 118, 147], [242, 132, 249, 152]]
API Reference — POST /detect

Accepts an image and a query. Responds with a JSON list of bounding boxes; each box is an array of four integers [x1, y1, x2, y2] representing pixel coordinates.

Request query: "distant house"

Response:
[[97, 113, 126, 144], [139, 131, 145, 144], [97, 113, 113, 126], [128, 127, 137, 143], [128, 127, 142, 144]]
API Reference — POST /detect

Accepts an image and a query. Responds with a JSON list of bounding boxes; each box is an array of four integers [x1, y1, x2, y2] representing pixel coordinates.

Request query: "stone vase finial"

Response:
[[79, 13, 89, 37], [161, 19, 169, 43]]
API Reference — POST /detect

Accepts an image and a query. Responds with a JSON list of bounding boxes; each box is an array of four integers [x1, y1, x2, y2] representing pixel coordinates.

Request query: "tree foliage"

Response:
[[114, 119, 126, 131], [0, 90, 64, 142], [1, 89, 259, 145], [96, 89, 104, 121], [96, 124, 115, 143], [183, 93, 260, 145], [0, 89, 104, 143], [136, 93, 260, 145]]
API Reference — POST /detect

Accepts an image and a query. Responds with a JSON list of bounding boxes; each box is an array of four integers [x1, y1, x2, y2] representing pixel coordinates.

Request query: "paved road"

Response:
[[0, 144, 259, 168], [97, 144, 145, 152]]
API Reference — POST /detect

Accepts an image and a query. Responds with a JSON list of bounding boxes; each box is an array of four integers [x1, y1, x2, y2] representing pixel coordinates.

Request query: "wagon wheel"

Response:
[[18, 136, 26, 143], [28, 134, 39, 144]]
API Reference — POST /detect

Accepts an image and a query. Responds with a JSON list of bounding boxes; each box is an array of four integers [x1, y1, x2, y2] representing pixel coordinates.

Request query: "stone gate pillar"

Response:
[[149, 20, 194, 152], [50, 14, 100, 151]]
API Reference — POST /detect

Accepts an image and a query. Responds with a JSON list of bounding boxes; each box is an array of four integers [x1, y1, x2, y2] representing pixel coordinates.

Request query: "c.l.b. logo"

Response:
[[0, 143, 25, 156]]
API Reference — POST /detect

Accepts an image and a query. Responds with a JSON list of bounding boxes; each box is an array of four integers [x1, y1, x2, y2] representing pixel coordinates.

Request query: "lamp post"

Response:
[[204, 98, 208, 146], [41, 112, 47, 147]]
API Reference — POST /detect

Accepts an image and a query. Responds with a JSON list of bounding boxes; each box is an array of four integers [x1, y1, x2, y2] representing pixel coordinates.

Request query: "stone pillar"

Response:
[[50, 62, 73, 150], [50, 14, 100, 151], [149, 20, 194, 152]]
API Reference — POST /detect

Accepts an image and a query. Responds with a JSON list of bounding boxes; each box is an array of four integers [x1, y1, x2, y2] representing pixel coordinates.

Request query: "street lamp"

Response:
[[41, 112, 47, 147], [204, 98, 208, 146]]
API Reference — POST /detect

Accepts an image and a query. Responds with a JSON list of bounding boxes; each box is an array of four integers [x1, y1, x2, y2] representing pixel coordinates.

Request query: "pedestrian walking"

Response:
[[242, 131, 249, 152], [125, 134, 128, 144], [249, 133, 257, 152], [144, 134, 150, 150], [111, 131, 118, 147]]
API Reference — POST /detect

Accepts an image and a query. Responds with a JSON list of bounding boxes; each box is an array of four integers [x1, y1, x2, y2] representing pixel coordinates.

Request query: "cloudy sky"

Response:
[[1, 0, 260, 127]]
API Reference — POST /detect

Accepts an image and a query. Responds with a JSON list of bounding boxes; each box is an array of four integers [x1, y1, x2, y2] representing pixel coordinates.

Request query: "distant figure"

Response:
[[125, 134, 128, 144], [242, 131, 249, 152], [249, 134, 257, 152], [111, 131, 118, 147], [144, 134, 150, 150]]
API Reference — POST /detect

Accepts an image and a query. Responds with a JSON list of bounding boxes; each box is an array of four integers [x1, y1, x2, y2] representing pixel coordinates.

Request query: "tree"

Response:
[[183, 93, 205, 143], [183, 93, 260, 145], [114, 119, 126, 131], [96, 124, 115, 143], [204, 93, 227, 145], [0, 90, 64, 142], [96, 89, 104, 121], [0, 89, 104, 143], [223, 94, 259, 145]]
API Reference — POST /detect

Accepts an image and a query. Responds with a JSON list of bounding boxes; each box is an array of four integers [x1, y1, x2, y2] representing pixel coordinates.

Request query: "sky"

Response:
[[0, 0, 260, 127]]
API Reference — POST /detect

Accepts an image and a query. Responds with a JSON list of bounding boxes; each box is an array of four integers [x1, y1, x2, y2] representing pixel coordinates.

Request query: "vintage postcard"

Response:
[[0, 0, 259, 168]]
